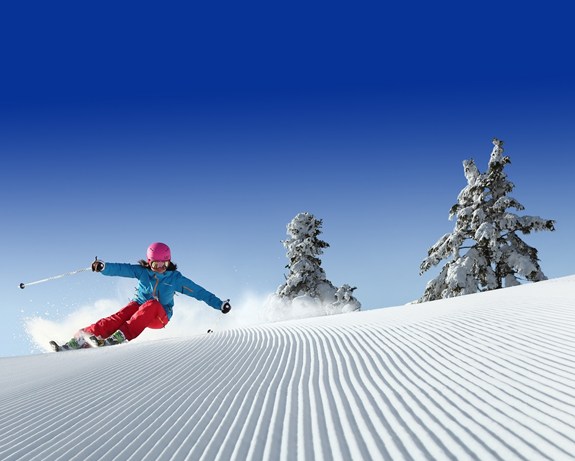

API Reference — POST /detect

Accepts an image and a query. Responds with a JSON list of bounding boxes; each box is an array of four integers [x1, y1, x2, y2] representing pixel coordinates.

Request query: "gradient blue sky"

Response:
[[2, 2, 574, 356]]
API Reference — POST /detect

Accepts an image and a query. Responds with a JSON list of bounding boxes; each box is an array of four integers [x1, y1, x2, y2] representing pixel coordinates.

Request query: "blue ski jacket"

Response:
[[100, 263, 223, 319]]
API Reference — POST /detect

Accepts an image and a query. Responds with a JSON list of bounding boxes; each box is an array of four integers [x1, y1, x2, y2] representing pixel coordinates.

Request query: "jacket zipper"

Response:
[[153, 275, 160, 300]]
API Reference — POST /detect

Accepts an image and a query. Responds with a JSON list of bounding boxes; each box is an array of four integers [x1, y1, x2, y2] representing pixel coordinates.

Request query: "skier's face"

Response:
[[150, 260, 169, 273]]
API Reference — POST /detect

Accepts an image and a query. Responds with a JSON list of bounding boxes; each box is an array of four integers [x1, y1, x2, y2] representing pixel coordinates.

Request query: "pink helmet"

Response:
[[147, 242, 171, 261]]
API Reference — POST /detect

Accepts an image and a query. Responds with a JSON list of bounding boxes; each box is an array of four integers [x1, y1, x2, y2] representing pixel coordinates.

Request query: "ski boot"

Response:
[[49, 334, 88, 352], [103, 330, 128, 346]]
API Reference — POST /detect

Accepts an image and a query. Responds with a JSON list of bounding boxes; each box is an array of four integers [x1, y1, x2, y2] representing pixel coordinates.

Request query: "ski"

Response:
[[49, 340, 86, 352], [49, 341, 90, 352], [50, 330, 127, 352]]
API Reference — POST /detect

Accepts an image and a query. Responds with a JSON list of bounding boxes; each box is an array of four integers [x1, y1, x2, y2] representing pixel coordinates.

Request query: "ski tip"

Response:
[[49, 340, 61, 352]]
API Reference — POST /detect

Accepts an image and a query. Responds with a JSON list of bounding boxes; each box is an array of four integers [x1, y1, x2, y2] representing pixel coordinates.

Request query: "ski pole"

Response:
[[19, 258, 97, 289]]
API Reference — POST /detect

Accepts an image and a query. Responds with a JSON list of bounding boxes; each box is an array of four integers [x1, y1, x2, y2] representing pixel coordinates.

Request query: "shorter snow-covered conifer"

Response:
[[274, 212, 361, 315]]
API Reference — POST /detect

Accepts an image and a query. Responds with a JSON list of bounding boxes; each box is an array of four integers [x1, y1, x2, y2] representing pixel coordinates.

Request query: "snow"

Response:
[[2, 276, 575, 460]]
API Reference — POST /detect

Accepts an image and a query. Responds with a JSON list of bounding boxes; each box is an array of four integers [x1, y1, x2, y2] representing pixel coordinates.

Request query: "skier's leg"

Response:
[[82, 301, 141, 339], [119, 299, 169, 341]]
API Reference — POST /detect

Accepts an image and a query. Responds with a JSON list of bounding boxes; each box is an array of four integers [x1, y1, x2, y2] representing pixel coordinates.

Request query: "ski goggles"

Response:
[[150, 260, 170, 269]]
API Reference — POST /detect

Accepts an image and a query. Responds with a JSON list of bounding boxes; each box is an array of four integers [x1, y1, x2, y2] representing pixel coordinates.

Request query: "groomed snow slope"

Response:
[[1, 276, 575, 461]]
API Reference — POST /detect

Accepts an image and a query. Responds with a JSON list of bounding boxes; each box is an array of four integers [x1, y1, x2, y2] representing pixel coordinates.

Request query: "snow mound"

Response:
[[2, 276, 575, 460]]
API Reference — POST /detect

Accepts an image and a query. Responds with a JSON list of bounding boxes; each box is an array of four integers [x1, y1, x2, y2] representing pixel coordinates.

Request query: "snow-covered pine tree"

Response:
[[277, 212, 336, 301], [276, 212, 361, 313], [419, 138, 555, 302]]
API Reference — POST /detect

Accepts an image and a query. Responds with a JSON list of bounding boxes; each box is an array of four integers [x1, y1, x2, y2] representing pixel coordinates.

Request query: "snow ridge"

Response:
[[1, 277, 575, 460]]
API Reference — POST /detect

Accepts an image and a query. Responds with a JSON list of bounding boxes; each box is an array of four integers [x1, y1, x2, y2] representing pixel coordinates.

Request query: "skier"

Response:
[[52, 242, 231, 351]]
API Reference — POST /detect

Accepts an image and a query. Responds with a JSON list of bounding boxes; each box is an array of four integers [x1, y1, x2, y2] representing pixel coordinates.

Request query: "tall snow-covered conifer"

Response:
[[276, 212, 361, 313], [419, 138, 555, 302]]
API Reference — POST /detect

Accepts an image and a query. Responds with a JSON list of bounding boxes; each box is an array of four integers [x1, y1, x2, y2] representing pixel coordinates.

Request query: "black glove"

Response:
[[92, 259, 105, 272], [221, 300, 231, 314]]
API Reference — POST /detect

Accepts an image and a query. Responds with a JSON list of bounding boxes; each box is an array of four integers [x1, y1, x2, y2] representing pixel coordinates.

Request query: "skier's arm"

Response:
[[178, 275, 225, 311], [99, 263, 144, 279]]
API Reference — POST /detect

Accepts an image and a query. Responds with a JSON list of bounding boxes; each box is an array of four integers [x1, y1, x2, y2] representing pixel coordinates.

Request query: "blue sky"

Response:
[[1, 2, 574, 356]]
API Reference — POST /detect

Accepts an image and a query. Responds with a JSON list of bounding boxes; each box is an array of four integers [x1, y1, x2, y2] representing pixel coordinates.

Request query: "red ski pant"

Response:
[[83, 300, 169, 341]]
